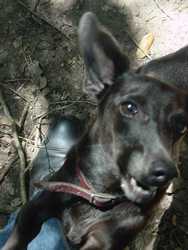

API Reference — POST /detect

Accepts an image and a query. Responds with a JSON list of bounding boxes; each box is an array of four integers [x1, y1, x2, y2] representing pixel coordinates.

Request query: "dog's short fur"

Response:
[[3, 12, 188, 250]]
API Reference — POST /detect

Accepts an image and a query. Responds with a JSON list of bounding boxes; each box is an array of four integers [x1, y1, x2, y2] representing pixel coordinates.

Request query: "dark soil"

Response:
[[0, 1, 188, 249]]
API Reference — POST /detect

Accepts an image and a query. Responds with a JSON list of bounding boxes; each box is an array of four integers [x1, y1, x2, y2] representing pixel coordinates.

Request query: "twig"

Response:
[[49, 100, 97, 106], [18, 103, 30, 130], [165, 188, 186, 196], [33, 106, 71, 120], [0, 82, 29, 103], [3, 78, 31, 83], [17, 0, 72, 42], [153, 0, 173, 20], [23, 117, 44, 173], [33, 0, 41, 12], [39, 126, 55, 175], [0, 128, 11, 135], [126, 31, 152, 60], [0, 89, 27, 204], [18, 136, 36, 144], [0, 156, 19, 184]]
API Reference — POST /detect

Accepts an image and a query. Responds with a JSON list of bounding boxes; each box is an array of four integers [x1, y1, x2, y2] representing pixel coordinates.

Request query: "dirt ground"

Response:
[[0, 0, 188, 249]]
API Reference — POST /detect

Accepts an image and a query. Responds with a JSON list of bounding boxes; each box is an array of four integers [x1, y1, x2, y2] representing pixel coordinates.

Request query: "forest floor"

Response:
[[0, 0, 188, 249]]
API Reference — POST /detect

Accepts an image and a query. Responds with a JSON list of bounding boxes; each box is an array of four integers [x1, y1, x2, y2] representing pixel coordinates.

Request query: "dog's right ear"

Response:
[[78, 12, 129, 99]]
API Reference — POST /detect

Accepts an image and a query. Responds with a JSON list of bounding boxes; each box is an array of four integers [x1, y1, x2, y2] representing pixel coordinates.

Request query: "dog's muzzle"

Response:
[[121, 175, 157, 204], [121, 160, 177, 204], [143, 160, 178, 187]]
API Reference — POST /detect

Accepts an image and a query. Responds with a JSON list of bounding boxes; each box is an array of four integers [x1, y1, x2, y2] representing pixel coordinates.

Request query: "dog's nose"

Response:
[[146, 160, 178, 187]]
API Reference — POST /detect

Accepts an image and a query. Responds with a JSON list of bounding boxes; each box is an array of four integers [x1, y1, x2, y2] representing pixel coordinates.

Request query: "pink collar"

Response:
[[34, 163, 126, 209]]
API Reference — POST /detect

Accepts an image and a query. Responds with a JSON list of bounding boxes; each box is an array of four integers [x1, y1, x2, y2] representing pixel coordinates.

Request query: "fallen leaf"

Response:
[[39, 76, 47, 90], [136, 33, 154, 59], [172, 214, 177, 226], [0, 116, 12, 126], [124, 247, 130, 250]]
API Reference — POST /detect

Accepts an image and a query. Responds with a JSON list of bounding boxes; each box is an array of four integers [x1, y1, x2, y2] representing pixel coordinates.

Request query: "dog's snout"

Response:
[[146, 160, 178, 187]]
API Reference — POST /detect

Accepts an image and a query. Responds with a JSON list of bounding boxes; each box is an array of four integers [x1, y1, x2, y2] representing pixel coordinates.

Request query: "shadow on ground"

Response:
[[0, 0, 188, 249]]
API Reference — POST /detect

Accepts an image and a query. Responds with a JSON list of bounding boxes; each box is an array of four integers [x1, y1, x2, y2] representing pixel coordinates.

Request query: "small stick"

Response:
[[0, 129, 11, 135], [165, 188, 186, 196], [126, 31, 152, 60], [19, 103, 30, 130], [33, 0, 41, 12], [0, 156, 18, 184], [0, 89, 27, 204], [0, 82, 29, 103], [153, 0, 173, 20], [33, 106, 69, 120], [49, 100, 97, 106], [17, 0, 72, 43], [3, 78, 31, 83]]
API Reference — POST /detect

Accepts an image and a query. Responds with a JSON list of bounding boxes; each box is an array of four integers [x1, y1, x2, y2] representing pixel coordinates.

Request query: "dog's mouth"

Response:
[[121, 175, 157, 204]]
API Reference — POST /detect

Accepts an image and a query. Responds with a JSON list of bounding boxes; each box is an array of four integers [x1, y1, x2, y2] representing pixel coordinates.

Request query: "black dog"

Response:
[[3, 12, 188, 250]]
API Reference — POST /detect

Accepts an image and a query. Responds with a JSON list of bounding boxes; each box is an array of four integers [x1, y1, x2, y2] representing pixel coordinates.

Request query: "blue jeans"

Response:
[[0, 213, 68, 249], [0, 117, 82, 250]]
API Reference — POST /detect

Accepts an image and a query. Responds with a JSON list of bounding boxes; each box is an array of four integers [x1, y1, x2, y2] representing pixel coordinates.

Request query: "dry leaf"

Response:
[[0, 116, 12, 126], [124, 247, 130, 250], [39, 76, 47, 90], [136, 33, 154, 59], [172, 214, 177, 226]]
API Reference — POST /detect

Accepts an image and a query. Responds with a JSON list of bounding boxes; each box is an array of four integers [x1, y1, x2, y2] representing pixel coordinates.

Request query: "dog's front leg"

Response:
[[78, 206, 146, 250], [80, 218, 145, 250], [2, 191, 61, 250]]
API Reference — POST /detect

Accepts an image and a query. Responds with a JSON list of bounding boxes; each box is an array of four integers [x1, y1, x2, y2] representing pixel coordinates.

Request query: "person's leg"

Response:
[[0, 214, 69, 250], [0, 116, 83, 250]]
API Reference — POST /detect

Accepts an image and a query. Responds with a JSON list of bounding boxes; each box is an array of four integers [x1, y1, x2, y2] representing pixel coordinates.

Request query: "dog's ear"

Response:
[[138, 46, 188, 91], [78, 12, 130, 99]]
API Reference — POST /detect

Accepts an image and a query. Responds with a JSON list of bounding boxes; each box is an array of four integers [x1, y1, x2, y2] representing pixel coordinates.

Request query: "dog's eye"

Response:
[[120, 102, 138, 117], [171, 113, 188, 136], [175, 122, 187, 135]]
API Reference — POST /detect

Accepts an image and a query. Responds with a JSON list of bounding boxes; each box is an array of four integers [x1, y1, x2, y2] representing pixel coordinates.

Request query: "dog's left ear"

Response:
[[78, 12, 129, 99], [137, 46, 188, 91]]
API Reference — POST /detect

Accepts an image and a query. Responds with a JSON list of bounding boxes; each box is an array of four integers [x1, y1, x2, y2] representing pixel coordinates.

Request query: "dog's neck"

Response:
[[73, 121, 122, 195]]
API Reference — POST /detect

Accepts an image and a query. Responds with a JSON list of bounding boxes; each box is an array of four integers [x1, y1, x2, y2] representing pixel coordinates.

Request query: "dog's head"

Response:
[[79, 13, 188, 204]]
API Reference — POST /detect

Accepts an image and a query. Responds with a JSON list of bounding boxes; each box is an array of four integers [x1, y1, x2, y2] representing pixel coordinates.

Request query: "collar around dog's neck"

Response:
[[34, 161, 126, 210]]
